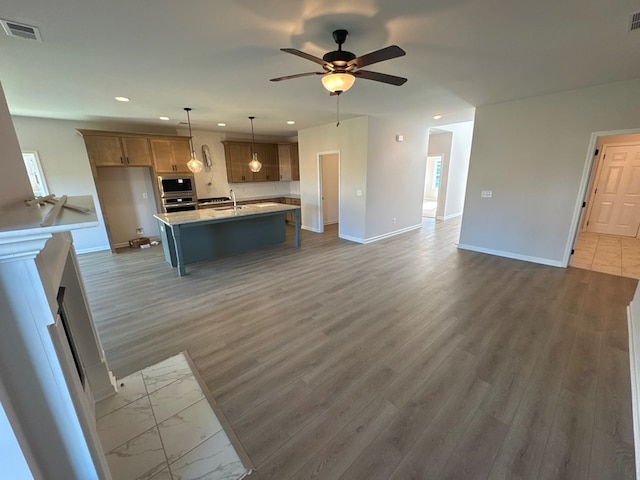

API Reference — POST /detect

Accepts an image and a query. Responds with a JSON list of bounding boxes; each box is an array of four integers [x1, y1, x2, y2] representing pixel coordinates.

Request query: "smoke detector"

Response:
[[0, 19, 42, 41]]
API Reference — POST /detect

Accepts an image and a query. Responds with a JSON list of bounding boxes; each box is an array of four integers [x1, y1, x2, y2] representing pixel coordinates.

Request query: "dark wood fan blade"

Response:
[[270, 72, 324, 82], [353, 69, 408, 86], [350, 45, 406, 68], [281, 48, 327, 66]]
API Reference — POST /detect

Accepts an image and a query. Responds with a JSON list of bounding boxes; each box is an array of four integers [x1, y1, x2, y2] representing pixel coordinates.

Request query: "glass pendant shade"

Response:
[[248, 153, 262, 173], [248, 116, 262, 173], [187, 154, 203, 173], [321, 73, 356, 93], [184, 107, 204, 173]]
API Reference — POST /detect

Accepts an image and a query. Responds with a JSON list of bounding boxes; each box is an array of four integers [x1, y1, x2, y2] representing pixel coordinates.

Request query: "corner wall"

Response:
[[298, 117, 368, 239], [459, 79, 640, 266]]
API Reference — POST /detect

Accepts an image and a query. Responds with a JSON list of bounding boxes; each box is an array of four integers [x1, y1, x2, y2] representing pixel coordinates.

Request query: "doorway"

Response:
[[319, 152, 339, 233], [423, 155, 442, 218], [571, 133, 640, 278]]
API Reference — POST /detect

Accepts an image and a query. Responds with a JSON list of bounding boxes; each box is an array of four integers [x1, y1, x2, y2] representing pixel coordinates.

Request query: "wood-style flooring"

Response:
[[78, 218, 637, 479]]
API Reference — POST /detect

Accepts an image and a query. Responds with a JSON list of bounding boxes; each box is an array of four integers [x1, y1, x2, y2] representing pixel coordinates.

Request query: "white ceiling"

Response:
[[1, 0, 640, 137]]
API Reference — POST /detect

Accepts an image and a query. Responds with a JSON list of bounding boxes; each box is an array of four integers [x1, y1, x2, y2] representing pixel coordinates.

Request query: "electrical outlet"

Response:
[[392, 217, 397, 224], [142, 192, 148, 199], [136, 227, 144, 235]]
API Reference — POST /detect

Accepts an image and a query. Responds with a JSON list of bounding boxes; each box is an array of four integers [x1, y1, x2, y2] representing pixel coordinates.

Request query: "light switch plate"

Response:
[[481, 190, 493, 198], [356, 189, 363, 196]]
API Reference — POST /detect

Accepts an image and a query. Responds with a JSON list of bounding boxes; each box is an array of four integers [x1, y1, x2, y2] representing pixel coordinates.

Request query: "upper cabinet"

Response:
[[80, 133, 153, 167], [222, 141, 280, 183], [78, 130, 191, 173], [150, 138, 192, 174], [278, 143, 300, 181]]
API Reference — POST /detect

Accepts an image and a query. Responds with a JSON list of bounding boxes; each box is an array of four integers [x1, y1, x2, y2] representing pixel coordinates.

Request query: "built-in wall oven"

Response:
[[157, 175, 197, 213]]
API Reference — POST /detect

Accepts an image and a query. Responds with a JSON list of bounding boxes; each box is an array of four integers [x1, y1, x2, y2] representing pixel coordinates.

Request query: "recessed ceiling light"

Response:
[[115, 96, 130, 102], [159, 116, 170, 121], [432, 114, 443, 120], [286, 120, 295, 125], [217, 123, 226, 127]]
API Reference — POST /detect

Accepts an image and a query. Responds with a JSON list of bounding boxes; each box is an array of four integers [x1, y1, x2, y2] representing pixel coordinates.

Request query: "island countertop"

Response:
[[154, 202, 300, 227]]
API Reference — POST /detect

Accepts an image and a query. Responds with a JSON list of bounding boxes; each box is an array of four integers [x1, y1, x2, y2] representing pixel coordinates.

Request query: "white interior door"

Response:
[[587, 144, 640, 236], [321, 153, 339, 225]]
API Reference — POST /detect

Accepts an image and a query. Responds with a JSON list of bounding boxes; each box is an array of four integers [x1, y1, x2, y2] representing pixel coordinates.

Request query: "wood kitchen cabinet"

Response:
[[222, 140, 280, 183], [278, 143, 300, 181], [80, 132, 153, 167], [150, 138, 192, 174], [284, 197, 301, 224]]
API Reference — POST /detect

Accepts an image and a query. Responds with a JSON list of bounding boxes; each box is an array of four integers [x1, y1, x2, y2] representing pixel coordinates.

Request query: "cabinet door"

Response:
[[84, 136, 125, 166], [290, 143, 300, 181], [150, 139, 175, 173], [121, 137, 152, 166], [224, 143, 253, 182], [171, 139, 192, 174], [262, 144, 280, 182]]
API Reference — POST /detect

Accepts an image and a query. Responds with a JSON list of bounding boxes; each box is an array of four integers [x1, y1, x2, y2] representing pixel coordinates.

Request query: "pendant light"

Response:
[[184, 107, 204, 173], [248, 116, 262, 173]]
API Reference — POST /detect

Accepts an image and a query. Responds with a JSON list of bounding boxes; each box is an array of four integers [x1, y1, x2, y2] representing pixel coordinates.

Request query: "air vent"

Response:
[[630, 12, 640, 31], [0, 19, 42, 41]]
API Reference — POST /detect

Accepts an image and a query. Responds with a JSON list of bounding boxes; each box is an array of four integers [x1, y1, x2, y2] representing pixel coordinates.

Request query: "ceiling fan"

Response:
[[270, 29, 407, 95]]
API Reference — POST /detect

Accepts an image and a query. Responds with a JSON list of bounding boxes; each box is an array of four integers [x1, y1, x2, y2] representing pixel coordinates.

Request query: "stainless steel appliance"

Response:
[[157, 175, 197, 213]]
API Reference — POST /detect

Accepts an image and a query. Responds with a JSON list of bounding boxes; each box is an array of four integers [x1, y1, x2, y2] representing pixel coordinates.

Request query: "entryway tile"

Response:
[[96, 371, 147, 419], [97, 395, 156, 452], [142, 353, 192, 394], [105, 426, 167, 480], [157, 397, 224, 464], [148, 375, 205, 424]]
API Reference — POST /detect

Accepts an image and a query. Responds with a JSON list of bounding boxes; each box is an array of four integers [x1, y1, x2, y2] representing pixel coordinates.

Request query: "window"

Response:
[[433, 158, 442, 190], [22, 151, 48, 197]]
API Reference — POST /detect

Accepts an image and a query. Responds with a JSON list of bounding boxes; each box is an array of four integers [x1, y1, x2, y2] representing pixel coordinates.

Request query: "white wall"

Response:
[[299, 117, 368, 238], [0, 85, 33, 208], [0, 400, 34, 479], [459, 79, 640, 266], [439, 121, 473, 219], [365, 116, 426, 239]]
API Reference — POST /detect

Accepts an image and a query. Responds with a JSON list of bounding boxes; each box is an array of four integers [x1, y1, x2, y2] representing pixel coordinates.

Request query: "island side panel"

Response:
[[176, 213, 287, 265], [158, 220, 177, 267]]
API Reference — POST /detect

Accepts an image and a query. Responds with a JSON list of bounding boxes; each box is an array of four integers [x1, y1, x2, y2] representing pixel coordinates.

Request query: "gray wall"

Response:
[[459, 79, 640, 266]]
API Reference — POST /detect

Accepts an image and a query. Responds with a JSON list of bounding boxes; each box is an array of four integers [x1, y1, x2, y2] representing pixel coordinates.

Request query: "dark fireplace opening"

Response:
[[56, 287, 85, 387]]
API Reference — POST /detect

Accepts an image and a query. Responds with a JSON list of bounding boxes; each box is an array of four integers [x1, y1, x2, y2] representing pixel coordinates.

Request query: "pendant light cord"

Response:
[[185, 107, 195, 156], [249, 116, 256, 156]]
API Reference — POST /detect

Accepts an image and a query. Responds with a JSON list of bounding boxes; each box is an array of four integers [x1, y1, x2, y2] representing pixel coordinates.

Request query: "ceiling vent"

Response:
[[0, 19, 42, 41], [630, 12, 640, 31]]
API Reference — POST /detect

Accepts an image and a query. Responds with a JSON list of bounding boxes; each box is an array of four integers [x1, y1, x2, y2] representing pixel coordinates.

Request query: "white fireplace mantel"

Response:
[[0, 195, 115, 479]]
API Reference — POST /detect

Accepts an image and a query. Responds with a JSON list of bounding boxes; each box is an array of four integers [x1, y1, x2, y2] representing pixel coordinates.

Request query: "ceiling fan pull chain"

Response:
[[336, 94, 340, 127]]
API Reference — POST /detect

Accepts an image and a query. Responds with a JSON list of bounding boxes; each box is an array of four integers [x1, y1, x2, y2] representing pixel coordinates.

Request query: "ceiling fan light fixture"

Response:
[[184, 107, 204, 173], [321, 73, 355, 93]]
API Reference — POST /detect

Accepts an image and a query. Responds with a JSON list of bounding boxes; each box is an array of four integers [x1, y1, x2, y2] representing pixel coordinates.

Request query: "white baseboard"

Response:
[[456, 243, 564, 267], [302, 225, 322, 233], [628, 302, 640, 480], [436, 212, 462, 221], [75, 245, 110, 254], [340, 224, 422, 244]]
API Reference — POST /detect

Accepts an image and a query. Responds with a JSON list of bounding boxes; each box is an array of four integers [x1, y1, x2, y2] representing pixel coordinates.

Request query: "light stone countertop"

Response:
[[154, 202, 300, 227]]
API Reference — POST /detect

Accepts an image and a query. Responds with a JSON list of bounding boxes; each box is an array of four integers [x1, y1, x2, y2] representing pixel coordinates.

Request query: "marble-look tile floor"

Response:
[[570, 231, 640, 278], [96, 353, 252, 480]]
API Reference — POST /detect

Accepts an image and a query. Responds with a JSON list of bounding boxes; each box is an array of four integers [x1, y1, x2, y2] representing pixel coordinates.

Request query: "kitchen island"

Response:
[[154, 202, 301, 276]]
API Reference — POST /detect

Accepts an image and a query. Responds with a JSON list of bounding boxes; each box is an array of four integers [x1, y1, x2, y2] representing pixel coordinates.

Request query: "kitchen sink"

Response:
[[214, 206, 245, 211]]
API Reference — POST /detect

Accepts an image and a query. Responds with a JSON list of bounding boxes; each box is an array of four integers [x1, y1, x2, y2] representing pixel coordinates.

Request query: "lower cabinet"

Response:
[[284, 197, 301, 224]]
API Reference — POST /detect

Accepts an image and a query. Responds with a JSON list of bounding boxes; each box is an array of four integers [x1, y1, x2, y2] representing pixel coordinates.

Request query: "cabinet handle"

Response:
[[120, 157, 124, 164], [126, 157, 130, 164]]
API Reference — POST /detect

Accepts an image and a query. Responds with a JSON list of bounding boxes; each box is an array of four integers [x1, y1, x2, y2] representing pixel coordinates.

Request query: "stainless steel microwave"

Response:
[[157, 175, 195, 197]]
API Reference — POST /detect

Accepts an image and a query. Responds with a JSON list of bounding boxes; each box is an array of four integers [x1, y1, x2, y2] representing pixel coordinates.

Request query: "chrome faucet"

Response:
[[230, 189, 237, 211]]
